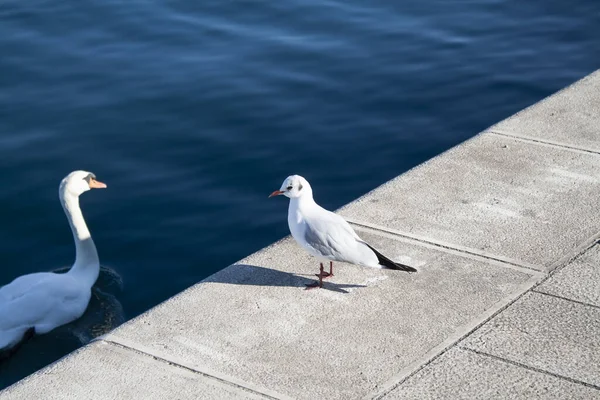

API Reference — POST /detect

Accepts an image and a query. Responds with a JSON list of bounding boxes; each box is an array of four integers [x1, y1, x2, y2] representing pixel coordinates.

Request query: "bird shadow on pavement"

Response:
[[203, 264, 366, 294]]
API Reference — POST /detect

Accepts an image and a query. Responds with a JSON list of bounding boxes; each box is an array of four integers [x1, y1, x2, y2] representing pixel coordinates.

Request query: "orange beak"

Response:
[[268, 190, 284, 198], [89, 178, 107, 189]]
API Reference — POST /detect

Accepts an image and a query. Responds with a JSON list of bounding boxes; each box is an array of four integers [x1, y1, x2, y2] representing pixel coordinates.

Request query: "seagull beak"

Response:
[[89, 179, 107, 189], [269, 190, 284, 198]]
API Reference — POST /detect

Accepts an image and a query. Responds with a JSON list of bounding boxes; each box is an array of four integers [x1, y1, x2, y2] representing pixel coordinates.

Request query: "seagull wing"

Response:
[[302, 209, 375, 265]]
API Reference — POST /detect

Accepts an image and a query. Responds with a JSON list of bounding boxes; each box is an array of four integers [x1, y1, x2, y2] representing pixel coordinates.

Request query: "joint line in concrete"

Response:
[[532, 290, 600, 311], [345, 217, 542, 273], [366, 231, 600, 399], [99, 339, 287, 400], [544, 234, 600, 275], [489, 130, 600, 156], [364, 274, 541, 400], [460, 347, 600, 391]]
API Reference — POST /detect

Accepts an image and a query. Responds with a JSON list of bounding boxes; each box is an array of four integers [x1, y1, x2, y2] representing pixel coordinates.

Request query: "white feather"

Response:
[[0, 171, 104, 352], [281, 175, 381, 268]]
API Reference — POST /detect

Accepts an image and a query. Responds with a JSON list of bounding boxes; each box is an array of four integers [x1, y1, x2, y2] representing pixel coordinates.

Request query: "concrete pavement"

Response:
[[3, 70, 600, 399]]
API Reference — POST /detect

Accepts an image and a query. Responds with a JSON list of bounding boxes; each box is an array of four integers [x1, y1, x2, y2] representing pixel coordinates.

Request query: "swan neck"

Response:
[[62, 192, 99, 286]]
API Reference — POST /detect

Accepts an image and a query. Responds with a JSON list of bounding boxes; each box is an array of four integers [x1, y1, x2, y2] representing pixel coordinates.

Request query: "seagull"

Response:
[[269, 175, 416, 289]]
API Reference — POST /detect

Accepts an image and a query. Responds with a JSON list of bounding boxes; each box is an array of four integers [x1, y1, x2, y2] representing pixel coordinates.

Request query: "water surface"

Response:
[[0, 0, 598, 389]]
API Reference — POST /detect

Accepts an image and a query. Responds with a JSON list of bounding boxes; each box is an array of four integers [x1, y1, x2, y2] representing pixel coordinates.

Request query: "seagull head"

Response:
[[269, 175, 311, 199]]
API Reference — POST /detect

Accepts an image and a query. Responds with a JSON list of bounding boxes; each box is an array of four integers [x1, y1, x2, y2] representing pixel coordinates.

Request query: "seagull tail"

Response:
[[365, 243, 417, 272]]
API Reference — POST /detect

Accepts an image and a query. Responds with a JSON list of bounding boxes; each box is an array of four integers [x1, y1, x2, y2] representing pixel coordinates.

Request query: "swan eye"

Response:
[[83, 173, 96, 184]]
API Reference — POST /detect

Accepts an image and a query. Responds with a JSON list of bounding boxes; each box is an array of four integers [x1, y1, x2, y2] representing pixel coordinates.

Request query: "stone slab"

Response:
[[490, 70, 600, 152], [462, 292, 600, 387], [339, 133, 600, 269], [103, 230, 535, 400], [0, 341, 267, 400], [383, 347, 600, 400], [536, 244, 600, 307]]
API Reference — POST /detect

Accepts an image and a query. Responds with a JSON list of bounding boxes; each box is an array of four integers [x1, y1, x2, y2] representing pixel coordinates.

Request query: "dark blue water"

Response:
[[0, 0, 598, 389]]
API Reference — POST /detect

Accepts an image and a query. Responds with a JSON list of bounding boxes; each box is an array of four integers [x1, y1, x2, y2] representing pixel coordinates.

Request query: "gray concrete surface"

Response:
[[3, 341, 269, 400], [2, 70, 600, 399], [101, 232, 537, 400], [462, 292, 600, 387], [338, 133, 600, 270], [383, 347, 600, 400], [536, 244, 600, 308]]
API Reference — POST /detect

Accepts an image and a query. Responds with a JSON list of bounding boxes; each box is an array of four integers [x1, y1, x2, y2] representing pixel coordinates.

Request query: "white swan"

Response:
[[0, 170, 107, 353]]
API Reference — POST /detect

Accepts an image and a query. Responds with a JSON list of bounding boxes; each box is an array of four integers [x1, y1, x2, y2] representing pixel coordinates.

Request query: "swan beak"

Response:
[[89, 179, 107, 189], [269, 190, 284, 198]]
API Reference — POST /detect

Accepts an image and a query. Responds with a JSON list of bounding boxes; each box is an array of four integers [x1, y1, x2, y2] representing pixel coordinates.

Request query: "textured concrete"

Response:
[[1, 341, 268, 400], [339, 133, 600, 270], [383, 347, 600, 400], [536, 244, 600, 307], [462, 292, 600, 387], [3, 71, 600, 399], [102, 231, 535, 400], [490, 70, 600, 152]]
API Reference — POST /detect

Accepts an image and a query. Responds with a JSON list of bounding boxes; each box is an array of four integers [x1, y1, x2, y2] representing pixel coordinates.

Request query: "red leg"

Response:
[[306, 263, 324, 289], [315, 262, 332, 279], [319, 261, 334, 279]]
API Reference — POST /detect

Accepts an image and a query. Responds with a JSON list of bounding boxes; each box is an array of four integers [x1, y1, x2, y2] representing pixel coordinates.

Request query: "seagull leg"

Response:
[[314, 262, 333, 280], [306, 263, 325, 289], [319, 261, 334, 279]]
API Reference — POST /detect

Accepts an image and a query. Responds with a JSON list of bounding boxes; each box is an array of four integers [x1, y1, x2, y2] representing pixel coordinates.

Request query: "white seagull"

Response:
[[269, 175, 416, 289]]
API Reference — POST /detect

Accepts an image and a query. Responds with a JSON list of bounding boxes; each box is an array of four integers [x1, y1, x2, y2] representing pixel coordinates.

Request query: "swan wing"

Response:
[[0, 273, 89, 341], [0, 272, 55, 302]]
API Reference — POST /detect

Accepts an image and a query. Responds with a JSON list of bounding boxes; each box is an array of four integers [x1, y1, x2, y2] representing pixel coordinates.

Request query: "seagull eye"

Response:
[[287, 185, 293, 190]]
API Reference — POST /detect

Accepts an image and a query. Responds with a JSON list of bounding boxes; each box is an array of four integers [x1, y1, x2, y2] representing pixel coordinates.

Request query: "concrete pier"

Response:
[[2, 70, 600, 399]]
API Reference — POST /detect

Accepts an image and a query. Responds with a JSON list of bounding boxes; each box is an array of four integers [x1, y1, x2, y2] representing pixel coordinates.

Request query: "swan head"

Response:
[[60, 170, 107, 198], [269, 175, 312, 199]]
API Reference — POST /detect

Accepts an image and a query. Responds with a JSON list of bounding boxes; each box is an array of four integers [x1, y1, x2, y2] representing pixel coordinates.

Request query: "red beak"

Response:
[[269, 190, 284, 198]]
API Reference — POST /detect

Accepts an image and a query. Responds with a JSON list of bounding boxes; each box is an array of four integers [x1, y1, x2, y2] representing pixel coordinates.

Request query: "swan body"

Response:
[[0, 170, 106, 352]]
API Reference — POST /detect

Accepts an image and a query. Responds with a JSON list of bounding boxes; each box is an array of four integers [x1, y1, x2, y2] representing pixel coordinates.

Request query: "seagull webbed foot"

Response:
[[305, 263, 327, 289], [320, 261, 334, 279]]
